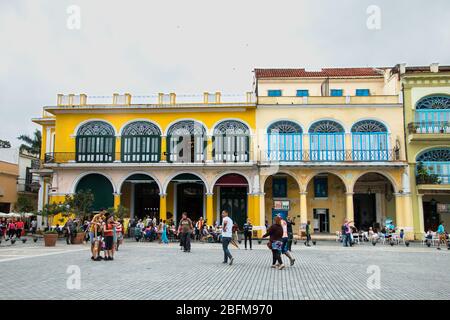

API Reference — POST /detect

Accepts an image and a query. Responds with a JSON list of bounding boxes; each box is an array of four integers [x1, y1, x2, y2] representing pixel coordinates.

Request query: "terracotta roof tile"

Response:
[[254, 68, 385, 79]]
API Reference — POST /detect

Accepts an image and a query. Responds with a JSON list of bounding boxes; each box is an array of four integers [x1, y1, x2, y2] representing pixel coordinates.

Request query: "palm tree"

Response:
[[18, 129, 41, 156]]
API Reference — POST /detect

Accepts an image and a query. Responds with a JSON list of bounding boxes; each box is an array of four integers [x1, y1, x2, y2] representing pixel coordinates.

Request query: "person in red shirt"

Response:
[[7, 219, 16, 240], [103, 216, 115, 261], [15, 219, 25, 239]]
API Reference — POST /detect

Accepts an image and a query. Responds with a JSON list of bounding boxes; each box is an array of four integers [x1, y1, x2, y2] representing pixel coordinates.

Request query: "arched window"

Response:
[[415, 95, 450, 133], [76, 121, 115, 163], [267, 121, 302, 161], [416, 148, 450, 184], [351, 120, 388, 161], [213, 120, 250, 162], [121, 121, 161, 163], [309, 120, 345, 161], [167, 121, 206, 163]]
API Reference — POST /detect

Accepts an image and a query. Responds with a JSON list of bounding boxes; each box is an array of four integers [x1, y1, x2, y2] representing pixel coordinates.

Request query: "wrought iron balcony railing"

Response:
[[44, 152, 254, 164], [261, 149, 400, 162], [416, 175, 450, 185], [44, 148, 400, 165], [408, 121, 450, 134]]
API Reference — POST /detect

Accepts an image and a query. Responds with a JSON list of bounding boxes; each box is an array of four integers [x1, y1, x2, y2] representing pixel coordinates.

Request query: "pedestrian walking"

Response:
[[64, 218, 75, 245], [161, 220, 169, 244], [243, 218, 253, 250], [262, 216, 285, 270], [221, 210, 234, 265], [230, 223, 240, 249], [30, 219, 37, 234], [15, 219, 24, 239], [287, 216, 295, 251], [7, 219, 16, 240], [436, 221, 446, 250], [281, 217, 295, 266], [179, 212, 193, 253], [304, 220, 312, 246]]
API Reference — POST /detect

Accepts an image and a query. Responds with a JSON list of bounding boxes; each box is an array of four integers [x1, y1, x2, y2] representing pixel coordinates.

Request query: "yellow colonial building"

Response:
[[32, 66, 440, 240], [33, 92, 261, 231], [255, 67, 414, 239], [398, 64, 450, 239]]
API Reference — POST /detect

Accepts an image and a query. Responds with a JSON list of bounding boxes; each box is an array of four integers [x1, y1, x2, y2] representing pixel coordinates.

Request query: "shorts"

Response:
[[117, 233, 123, 241], [104, 236, 114, 250], [89, 232, 101, 244]]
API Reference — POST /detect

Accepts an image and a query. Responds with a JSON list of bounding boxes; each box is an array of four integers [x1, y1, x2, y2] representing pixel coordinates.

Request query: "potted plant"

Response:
[[38, 202, 65, 246], [63, 190, 94, 244], [416, 161, 442, 184], [43, 229, 58, 247]]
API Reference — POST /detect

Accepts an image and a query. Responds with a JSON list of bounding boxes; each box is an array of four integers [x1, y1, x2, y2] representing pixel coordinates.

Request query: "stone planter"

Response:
[[71, 232, 85, 244], [43, 233, 58, 247]]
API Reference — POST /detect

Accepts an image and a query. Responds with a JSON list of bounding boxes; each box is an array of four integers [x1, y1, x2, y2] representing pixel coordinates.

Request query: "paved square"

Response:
[[1, 239, 449, 300]]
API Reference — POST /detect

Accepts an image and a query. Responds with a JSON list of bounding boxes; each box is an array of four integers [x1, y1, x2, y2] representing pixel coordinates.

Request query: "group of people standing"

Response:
[[0, 218, 25, 241], [87, 209, 124, 261]]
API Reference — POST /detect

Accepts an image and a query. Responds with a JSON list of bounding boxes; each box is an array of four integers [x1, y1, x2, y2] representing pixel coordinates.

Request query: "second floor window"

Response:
[[314, 176, 328, 198], [273, 177, 287, 198], [76, 121, 115, 163], [309, 120, 345, 161], [356, 89, 370, 96], [268, 90, 282, 97], [267, 120, 302, 161], [121, 121, 161, 163], [296, 90, 309, 97], [213, 120, 250, 163], [330, 89, 343, 97]]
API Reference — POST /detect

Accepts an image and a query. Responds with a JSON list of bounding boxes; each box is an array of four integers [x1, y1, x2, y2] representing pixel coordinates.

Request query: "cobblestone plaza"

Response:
[[1, 240, 449, 300]]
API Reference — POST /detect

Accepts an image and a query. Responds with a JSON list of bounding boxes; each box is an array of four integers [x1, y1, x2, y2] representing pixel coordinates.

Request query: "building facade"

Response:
[[255, 67, 413, 238], [32, 65, 450, 240], [33, 92, 262, 231], [0, 148, 39, 212], [399, 64, 450, 239]]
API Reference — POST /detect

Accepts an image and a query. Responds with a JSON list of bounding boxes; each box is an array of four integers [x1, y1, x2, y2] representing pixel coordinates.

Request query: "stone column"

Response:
[[159, 193, 167, 221], [130, 183, 135, 221], [402, 193, 414, 240], [299, 192, 308, 225], [255, 192, 265, 238], [394, 193, 404, 228], [345, 192, 354, 222], [160, 135, 167, 162], [113, 193, 121, 209], [206, 135, 213, 163], [417, 193, 425, 237], [247, 193, 254, 225], [206, 193, 214, 227]]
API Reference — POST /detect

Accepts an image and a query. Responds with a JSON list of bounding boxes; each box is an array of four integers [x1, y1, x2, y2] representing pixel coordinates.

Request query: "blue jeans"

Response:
[[222, 237, 233, 262], [343, 233, 351, 247]]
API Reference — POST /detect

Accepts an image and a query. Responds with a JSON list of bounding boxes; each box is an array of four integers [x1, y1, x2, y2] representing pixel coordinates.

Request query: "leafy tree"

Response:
[[0, 139, 11, 148], [18, 130, 41, 156], [107, 204, 129, 221], [38, 202, 67, 229], [64, 189, 94, 222], [15, 195, 35, 212]]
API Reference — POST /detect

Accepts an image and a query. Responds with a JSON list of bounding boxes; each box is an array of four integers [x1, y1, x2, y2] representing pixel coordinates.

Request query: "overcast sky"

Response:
[[1, 0, 449, 147]]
